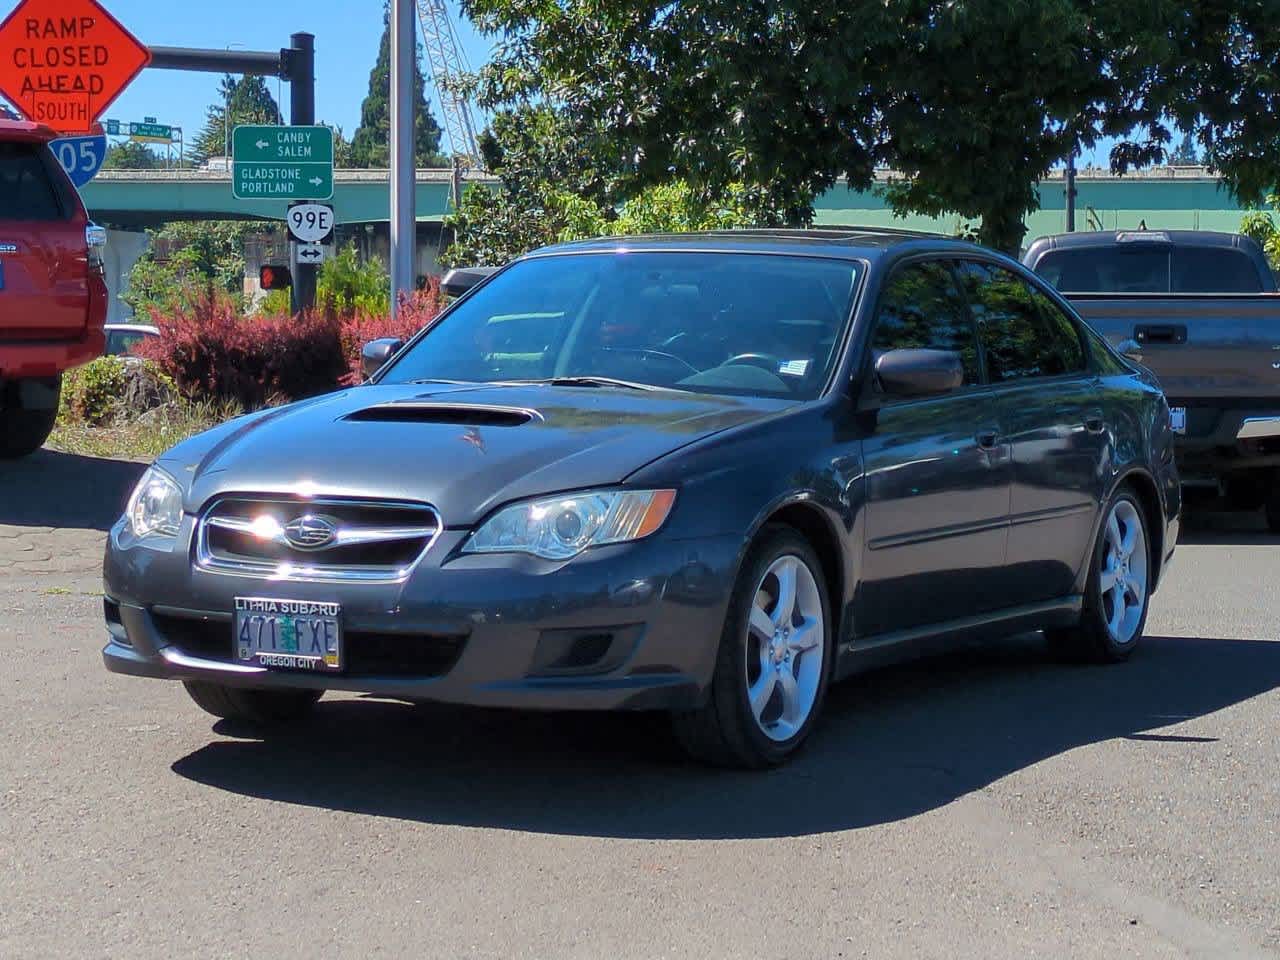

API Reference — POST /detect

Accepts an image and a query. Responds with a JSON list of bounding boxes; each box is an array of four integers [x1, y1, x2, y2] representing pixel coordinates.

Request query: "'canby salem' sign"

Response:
[[0, 0, 150, 133]]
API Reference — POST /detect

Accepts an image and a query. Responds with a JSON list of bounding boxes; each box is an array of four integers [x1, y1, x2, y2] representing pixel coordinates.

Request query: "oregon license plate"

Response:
[[1170, 406, 1187, 434], [234, 597, 342, 671]]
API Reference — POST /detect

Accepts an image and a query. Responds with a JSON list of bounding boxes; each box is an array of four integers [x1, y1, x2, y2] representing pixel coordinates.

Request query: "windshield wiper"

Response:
[[494, 376, 665, 392]]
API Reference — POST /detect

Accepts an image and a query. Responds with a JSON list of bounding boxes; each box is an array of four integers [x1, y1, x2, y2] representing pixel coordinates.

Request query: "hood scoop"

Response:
[[343, 401, 542, 427]]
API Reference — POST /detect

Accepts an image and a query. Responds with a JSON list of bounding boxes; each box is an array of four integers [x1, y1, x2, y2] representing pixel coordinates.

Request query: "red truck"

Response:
[[0, 118, 108, 458]]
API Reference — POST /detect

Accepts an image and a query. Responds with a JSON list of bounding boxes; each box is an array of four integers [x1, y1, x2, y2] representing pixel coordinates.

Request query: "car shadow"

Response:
[[171, 633, 1280, 839], [0, 449, 144, 531]]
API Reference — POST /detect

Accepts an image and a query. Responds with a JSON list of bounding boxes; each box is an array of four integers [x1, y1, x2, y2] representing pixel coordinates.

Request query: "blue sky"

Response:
[[2, 0, 495, 150]]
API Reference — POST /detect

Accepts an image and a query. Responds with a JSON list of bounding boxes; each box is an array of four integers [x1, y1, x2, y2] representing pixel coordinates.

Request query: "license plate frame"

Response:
[[233, 597, 343, 671], [1170, 406, 1188, 435]]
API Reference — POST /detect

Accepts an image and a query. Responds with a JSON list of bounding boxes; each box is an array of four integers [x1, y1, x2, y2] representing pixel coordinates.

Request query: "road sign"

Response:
[[103, 118, 119, 135], [287, 202, 335, 244], [294, 241, 331, 264], [129, 121, 171, 143], [0, 0, 152, 134], [49, 128, 107, 187], [232, 125, 333, 201]]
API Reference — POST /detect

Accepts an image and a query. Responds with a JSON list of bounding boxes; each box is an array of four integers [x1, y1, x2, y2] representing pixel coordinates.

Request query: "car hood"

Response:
[[159, 382, 787, 525]]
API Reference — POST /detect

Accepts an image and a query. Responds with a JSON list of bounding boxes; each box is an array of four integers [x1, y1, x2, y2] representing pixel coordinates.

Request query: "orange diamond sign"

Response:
[[0, 0, 151, 133]]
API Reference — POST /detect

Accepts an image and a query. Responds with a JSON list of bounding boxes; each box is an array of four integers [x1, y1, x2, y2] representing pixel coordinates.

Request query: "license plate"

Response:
[[234, 597, 342, 671], [1170, 406, 1187, 434]]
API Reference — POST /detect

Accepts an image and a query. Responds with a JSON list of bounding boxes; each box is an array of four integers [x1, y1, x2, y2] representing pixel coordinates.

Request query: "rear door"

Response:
[[956, 260, 1107, 605], [858, 258, 1013, 637], [0, 139, 88, 340]]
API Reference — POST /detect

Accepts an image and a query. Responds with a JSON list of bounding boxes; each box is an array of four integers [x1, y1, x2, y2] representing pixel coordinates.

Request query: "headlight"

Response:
[[464, 488, 677, 560], [126, 466, 184, 540]]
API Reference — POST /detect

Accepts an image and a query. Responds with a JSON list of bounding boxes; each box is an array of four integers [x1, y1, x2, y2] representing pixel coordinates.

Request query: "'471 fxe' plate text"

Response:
[[234, 597, 342, 671]]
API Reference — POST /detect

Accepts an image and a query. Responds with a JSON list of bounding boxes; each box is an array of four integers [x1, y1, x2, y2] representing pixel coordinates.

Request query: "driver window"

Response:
[[871, 260, 980, 389]]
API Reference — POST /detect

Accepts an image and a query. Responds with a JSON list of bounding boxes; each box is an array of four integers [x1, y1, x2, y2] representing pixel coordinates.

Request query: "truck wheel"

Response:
[[183, 681, 322, 726], [1224, 473, 1267, 512], [1266, 482, 1280, 534], [0, 377, 61, 459]]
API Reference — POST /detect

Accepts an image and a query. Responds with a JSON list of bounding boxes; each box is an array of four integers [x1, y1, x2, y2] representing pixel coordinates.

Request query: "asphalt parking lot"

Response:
[[2, 450, 1278, 959]]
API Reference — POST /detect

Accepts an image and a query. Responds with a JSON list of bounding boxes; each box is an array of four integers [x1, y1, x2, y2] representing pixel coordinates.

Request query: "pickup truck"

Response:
[[1024, 229, 1280, 528], [0, 118, 108, 458]]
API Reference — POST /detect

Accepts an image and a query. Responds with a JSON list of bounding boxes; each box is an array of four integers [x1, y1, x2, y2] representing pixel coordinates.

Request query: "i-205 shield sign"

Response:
[[0, 0, 152, 133]]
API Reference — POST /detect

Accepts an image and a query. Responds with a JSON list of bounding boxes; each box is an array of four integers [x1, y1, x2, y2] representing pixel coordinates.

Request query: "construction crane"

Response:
[[415, 0, 483, 171]]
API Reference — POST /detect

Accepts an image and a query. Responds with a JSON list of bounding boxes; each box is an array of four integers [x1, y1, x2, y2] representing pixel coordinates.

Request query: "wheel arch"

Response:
[[752, 499, 846, 637], [1111, 468, 1165, 590]]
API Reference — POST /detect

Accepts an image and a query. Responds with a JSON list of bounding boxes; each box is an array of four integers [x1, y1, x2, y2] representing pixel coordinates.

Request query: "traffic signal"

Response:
[[259, 264, 292, 290]]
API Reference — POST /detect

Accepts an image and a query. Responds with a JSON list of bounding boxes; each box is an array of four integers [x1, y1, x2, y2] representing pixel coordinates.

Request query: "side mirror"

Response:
[[875, 349, 964, 397], [362, 338, 404, 380], [440, 266, 499, 298], [1116, 338, 1143, 362]]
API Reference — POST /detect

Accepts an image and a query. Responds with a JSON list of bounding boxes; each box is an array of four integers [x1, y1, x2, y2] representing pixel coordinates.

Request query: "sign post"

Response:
[[0, 0, 151, 133], [232, 124, 333, 201]]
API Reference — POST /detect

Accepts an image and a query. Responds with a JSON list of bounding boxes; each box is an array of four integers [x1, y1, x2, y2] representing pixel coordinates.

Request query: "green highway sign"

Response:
[[129, 121, 173, 143], [232, 125, 334, 200]]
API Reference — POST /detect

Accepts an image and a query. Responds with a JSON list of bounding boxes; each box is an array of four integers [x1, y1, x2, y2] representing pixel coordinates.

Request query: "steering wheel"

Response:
[[600, 347, 700, 376], [724, 353, 784, 372]]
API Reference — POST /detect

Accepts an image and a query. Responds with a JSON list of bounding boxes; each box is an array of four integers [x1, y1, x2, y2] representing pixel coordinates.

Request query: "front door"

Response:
[[858, 259, 1012, 638]]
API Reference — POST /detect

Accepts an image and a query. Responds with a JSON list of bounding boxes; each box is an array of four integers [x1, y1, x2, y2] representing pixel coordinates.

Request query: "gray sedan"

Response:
[[103, 230, 1180, 767]]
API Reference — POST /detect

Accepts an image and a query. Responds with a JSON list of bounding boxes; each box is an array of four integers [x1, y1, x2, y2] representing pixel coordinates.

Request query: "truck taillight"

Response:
[[86, 224, 107, 273]]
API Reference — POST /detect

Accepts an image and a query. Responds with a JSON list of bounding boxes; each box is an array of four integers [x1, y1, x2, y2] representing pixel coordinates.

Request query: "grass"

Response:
[[47, 398, 242, 461]]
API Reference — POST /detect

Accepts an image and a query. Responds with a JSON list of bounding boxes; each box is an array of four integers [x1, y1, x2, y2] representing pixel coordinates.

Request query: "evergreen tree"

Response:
[[102, 140, 164, 170], [191, 75, 282, 165], [1170, 131, 1203, 166], [349, 3, 447, 167]]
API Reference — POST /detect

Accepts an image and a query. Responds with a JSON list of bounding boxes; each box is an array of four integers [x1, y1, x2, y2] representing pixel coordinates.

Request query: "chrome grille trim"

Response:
[[195, 496, 442, 583]]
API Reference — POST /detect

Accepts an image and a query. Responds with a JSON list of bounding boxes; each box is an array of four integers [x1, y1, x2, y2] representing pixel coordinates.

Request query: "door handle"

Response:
[[1084, 412, 1105, 434], [975, 428, 999, 448]]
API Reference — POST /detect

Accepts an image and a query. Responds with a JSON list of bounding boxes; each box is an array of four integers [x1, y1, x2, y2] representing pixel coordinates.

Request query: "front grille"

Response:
[[196, 496, 440, 582], [151, 613, 465, 678]]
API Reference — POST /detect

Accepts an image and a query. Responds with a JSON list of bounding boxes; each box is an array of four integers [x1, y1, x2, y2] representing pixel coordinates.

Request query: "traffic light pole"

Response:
[[390, 0, 416, 318], [146, 33, 318, 312]]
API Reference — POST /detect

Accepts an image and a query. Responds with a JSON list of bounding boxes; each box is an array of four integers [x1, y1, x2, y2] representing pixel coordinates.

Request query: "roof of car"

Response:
[[104, 323, 160, 334], [531, 228, 993, 262], [0, 118, 57, 143], [1026, 229, 1253, 251]]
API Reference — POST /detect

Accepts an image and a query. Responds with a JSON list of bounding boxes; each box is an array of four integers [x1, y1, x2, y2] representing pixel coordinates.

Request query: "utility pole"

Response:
[[390, 0, 417, 317], [286, 33, 316, 313], [1066, 150, 1077, 233]]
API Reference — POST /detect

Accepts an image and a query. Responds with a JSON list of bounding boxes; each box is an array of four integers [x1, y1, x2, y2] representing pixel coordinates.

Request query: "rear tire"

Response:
[[1224, 472, 1267, 512], [183, 681, 322, 726], [671, 525, 833, 768], [1047, 486, 1151, 663], [0, 377, 60, 459], [1265, 479, 1280, 534]]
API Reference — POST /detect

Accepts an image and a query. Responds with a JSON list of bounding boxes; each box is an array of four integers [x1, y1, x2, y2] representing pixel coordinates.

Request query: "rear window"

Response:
[[0, 142, 64, 221], [1035, 243, 1264, 294], [1171, 248, 1263, 293]]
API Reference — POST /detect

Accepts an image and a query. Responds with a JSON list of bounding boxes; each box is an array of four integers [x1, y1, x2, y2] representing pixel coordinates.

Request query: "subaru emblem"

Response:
[[283, 514, 339, 550]]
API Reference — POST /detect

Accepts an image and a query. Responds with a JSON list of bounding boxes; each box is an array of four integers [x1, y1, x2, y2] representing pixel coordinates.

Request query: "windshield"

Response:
[[379, 251, 861, 399]]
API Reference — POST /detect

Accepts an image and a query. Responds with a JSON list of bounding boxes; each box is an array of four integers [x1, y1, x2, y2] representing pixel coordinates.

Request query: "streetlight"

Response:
[[224, 43, 246, 163]]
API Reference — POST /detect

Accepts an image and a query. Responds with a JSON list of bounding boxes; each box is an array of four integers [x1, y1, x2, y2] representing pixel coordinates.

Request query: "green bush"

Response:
[[317, 245, 390, 314], [62, 357, 127, 426]]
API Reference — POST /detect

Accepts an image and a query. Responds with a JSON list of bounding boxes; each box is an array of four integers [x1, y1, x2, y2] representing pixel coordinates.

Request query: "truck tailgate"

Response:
[[1068, 294, 1280, 400]]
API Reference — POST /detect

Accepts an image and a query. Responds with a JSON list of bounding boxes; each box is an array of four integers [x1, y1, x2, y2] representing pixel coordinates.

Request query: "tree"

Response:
[[123, 221, 266, 315], [101, 140, 164, 170], [464, 0, 1188, 253], [191, 75, 281, 165], [1169, 131, 1203, 166], [349, 3, 447, 167]]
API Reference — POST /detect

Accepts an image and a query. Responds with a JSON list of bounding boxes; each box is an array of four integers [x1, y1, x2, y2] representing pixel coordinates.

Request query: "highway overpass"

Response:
[[81, 165, 1253, 237]]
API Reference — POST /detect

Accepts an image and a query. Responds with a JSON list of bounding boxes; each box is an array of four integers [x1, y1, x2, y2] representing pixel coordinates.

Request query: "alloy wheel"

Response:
[[1099, 499, 1148, 645], [744, 554, 825, 742]]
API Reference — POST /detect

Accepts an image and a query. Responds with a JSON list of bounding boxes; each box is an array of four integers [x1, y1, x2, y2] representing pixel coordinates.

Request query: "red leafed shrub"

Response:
[[135, 282, 446, 408], [136, 294, 347, 409], [337, 280, 444, 385]]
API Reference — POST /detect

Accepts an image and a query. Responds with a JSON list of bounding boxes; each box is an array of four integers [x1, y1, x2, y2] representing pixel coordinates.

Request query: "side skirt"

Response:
[[834, 595, 1083, 680]]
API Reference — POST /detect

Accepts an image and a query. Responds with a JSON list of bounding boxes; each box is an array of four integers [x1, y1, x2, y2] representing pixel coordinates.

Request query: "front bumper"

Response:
[[102, 521, 743, 712]]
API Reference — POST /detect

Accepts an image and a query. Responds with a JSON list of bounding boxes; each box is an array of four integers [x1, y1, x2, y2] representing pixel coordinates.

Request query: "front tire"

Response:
[[1048, 487, 1151, 662], [183, 681, 322, 726], [0, 376, 60, 459], [672, 525, 833, 768]]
